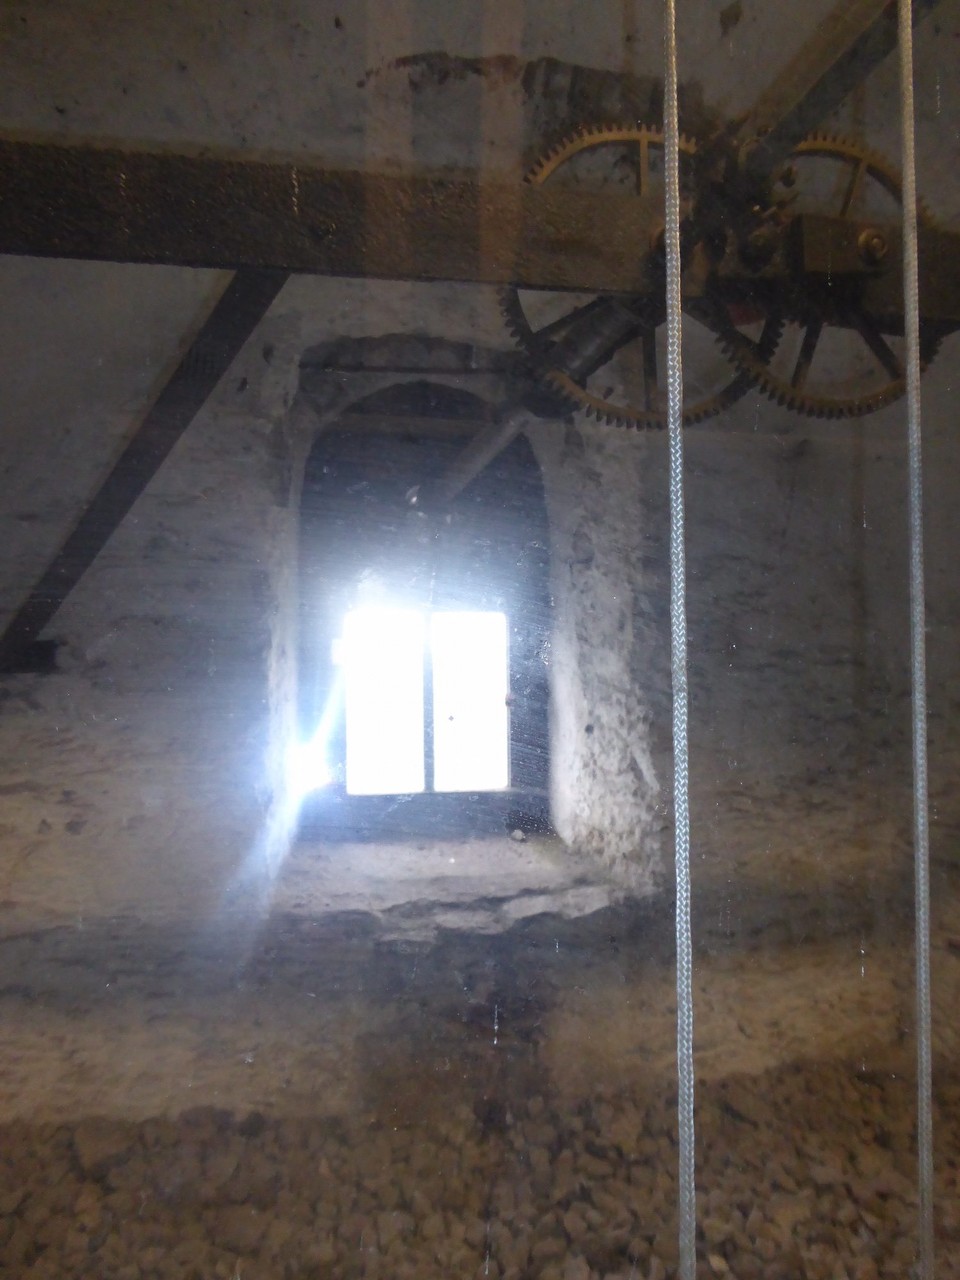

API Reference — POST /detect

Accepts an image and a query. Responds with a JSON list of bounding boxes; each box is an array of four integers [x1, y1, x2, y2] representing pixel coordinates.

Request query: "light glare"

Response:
[[343, 607, 426, 796], [431, 611, 510, 792], [286, 739, 332, 799]]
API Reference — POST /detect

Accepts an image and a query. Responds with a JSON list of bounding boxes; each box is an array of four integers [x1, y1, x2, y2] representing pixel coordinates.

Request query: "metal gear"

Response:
[[715, 133, 942, 419], [501, 123, 780, 430]]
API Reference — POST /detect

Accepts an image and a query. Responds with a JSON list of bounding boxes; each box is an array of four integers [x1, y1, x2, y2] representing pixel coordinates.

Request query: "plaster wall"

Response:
[[527, 373, 960, 888], [0, 1, 959, 918], [527, 420, 663, 890]]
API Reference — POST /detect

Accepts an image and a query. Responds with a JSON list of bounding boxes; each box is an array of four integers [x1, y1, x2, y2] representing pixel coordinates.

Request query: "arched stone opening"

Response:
[[296, 381, 551, 839]]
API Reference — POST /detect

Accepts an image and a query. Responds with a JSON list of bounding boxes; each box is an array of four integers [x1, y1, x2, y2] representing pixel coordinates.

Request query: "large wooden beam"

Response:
[[0, 138, 661, 293], [0, 0, 946, 286], [0, 269, 287, 672]]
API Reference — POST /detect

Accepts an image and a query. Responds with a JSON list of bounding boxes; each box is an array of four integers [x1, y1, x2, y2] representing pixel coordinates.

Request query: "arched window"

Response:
[[297, 383, 551, 838]]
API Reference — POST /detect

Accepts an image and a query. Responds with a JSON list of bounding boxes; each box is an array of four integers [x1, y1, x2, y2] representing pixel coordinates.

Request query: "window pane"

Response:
[[431, 611, 510, 793], [343, 607, 425, 796]]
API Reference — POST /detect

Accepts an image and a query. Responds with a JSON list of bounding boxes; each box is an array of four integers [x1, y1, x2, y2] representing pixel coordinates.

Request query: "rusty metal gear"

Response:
[[501, 123, 779, 430], [715, 133, 942, 418]]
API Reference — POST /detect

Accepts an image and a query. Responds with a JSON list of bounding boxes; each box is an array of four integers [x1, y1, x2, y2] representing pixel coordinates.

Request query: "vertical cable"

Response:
[[662, 1, 697, 1276], [897, 2, 934, 1275]]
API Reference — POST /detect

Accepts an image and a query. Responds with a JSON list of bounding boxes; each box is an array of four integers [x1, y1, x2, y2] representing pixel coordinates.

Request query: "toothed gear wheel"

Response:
[[501, 123, 779, 430], [715, 133, 942, 419]]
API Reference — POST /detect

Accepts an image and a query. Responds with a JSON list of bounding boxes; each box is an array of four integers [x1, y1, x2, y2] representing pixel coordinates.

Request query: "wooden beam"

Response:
[[0, 268, 287, 672], [0, 137, 659, 293], [739, 0, 942, 179]]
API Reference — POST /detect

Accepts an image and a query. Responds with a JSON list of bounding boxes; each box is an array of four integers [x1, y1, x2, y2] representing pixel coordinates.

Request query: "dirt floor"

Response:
[[0, 794, 959, 1279]]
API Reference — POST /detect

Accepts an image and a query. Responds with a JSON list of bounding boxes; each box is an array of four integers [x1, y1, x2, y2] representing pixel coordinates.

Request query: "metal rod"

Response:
[[428, 405, 532, 507], [428, 300, 643, 505], [740, 0, 942, 181]]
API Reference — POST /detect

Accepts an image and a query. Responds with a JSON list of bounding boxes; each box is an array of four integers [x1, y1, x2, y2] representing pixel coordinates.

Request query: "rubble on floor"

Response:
[[1, 1060, 957, 1280]]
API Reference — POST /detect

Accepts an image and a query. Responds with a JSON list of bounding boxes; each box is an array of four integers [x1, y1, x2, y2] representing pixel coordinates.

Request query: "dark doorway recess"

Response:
[[298, 382, 552, 840]]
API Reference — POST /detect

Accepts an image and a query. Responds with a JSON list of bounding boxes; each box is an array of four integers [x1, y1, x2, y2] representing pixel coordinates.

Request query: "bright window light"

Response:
[[287, 672, 343, 799], [431, 611, 510, 793], [286, 737, 332, 799], [339, 606, 510, 797], [343, 607, 425, 796]]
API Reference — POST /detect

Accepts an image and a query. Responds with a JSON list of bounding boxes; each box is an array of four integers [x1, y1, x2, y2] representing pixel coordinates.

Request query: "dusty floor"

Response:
[[0, 794, 959, 1278]]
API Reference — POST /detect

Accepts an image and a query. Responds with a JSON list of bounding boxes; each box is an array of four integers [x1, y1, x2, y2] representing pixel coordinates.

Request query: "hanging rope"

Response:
[[662, 1, 697, 1276], [897, 2, 935, 1275]]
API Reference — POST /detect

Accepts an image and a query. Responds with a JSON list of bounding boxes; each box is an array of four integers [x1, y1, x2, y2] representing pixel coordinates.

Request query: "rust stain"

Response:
[[358, 52, 525, 92]]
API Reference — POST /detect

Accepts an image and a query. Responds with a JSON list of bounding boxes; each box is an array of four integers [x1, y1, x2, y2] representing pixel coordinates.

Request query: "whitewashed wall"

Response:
[[0, 0, 958, 917]]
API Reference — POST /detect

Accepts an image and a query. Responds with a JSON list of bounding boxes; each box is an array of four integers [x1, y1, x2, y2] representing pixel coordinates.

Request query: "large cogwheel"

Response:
[[501, 123, 781, 430], [715, 133, 942, 419]]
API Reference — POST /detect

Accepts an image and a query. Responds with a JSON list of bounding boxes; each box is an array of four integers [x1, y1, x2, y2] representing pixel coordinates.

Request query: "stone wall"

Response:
[[0, 2, 959, 918], [0, 320, 302, 919], [527, 421, 664, 891]]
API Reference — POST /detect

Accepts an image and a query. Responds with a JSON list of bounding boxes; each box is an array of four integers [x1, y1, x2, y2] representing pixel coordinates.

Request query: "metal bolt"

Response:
[[858, 228, 888, 264]]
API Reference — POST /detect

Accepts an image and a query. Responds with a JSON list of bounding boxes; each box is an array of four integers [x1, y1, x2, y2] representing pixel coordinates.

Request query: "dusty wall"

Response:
[[531, 353, 960, 877], [0, 0, 959, 917], [526, 421, 663, 890], [0, 316, 302, 919]]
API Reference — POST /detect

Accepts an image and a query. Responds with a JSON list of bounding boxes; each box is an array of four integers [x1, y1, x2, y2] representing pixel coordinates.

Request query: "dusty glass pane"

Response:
[[0, 2, 957, 1278]]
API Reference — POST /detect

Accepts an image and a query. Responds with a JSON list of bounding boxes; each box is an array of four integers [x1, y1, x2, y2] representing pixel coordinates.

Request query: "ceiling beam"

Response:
[[0, 138, 660, 292], [0, 0, 948, 625], [0, 0, 945, 289], [337, 412, 489, 441]]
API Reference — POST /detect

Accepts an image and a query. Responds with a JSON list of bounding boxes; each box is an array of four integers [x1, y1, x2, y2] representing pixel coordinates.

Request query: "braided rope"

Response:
[[897, 3, 935, 1275], [662, 2, 697, 1276]]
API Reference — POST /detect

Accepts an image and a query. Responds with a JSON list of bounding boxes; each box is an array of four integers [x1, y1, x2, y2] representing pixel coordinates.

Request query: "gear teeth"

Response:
[[498, 288, 533, 350], [509, 121, 713, 431], [524, 121, 697, 185], [791, 132, 938, 226], [773, 387, 792, 411], [508, 124, 946, 429]]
